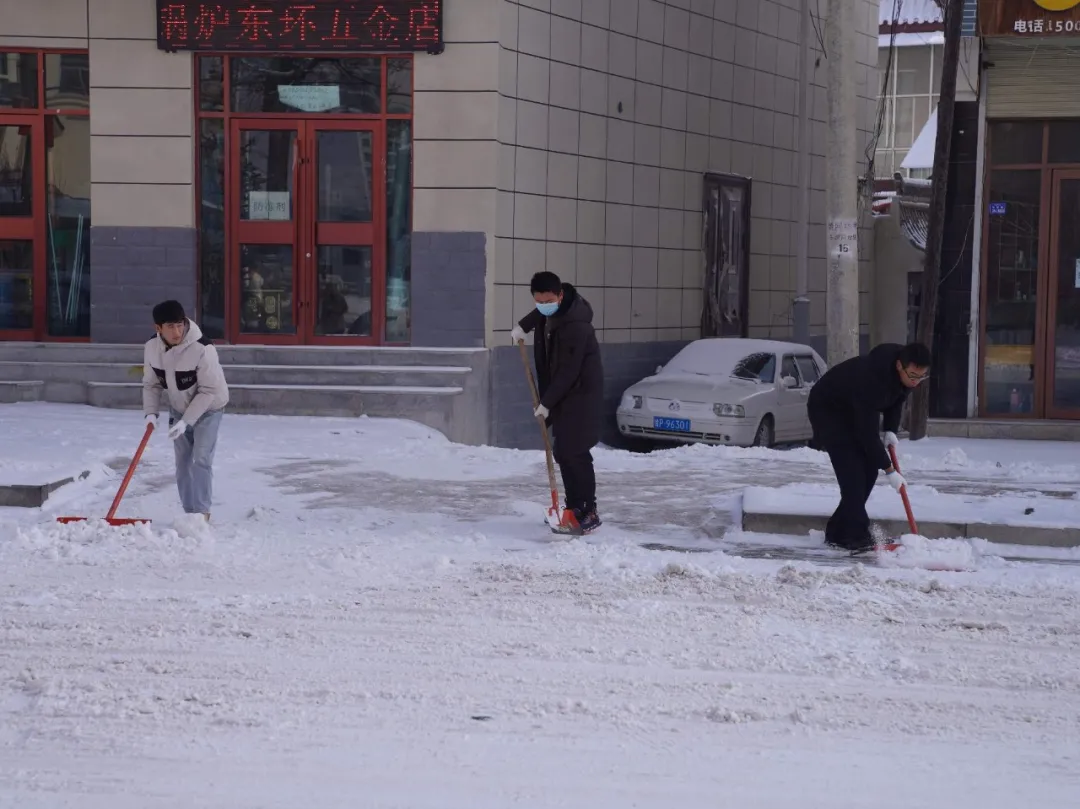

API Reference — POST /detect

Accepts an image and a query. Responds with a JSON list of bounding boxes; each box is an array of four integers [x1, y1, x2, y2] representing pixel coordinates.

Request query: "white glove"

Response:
[[167, 419, 188, 441], [511, 325, 526, 344], [534, 404, 549, 420], [145, 414, 158, 430], [885, 469, 906, 491], [883, 431, 899, 450]]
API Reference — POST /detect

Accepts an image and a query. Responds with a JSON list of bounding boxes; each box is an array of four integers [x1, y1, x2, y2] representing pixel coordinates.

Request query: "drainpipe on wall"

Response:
[[793, 0, 812, 345], [967, 48, 986, 419]]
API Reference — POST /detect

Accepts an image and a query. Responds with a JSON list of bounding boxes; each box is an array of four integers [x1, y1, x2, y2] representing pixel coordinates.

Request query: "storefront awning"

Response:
[[902, 107, 937, 172]]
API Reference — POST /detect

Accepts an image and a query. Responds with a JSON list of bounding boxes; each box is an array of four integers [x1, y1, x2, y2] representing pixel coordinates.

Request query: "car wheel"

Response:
[[752, 415, 775, 448]]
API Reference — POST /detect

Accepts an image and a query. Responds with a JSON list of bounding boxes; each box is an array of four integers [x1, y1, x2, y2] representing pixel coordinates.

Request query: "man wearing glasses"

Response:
[[807, 342, 932, 553]]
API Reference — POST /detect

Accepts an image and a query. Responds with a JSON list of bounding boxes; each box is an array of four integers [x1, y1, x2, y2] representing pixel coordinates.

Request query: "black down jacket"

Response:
[[807, 342, 911, 470], [518, 284, 604, 454]]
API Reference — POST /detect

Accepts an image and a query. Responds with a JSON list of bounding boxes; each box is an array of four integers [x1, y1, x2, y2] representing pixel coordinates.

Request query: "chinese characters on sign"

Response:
[[1012, 17, 1080, 32], [156, 0, 443, 53], [977, 0, 1080, 36]]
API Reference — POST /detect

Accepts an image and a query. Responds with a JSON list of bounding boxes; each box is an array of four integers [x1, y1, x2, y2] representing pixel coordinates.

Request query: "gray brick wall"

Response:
[[410, 231, 486, 347], [91, 227, 196, 344], [489, 339, 688, 449]]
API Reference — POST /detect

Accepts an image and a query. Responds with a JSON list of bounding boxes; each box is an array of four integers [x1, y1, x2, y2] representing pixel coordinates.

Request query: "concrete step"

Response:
[[929, 417, 1080, 442], [86, 381, 469, 439], [0, 380, 44, 403], [0, 361, 472, 388], [0, 342, 486, 368]]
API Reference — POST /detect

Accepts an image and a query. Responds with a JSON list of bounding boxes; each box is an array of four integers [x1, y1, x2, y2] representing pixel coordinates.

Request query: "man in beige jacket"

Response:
[[142, 300, 230, 519]]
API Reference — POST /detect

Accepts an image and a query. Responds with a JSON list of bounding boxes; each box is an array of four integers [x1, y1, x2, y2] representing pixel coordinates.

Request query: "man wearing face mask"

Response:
[[511, 271, 604, 534]]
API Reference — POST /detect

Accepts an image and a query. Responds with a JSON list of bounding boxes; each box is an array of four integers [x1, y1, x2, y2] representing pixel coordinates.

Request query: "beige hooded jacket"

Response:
[[142, 320, 230, 424]]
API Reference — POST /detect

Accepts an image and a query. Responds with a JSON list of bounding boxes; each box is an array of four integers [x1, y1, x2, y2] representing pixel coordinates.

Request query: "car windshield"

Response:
[[732, 352, 776, 383], [662, 341, 777, 381]]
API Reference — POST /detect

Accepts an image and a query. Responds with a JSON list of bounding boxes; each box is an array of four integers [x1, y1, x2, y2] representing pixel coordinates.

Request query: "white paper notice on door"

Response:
[[1075, 258, 1080, 289], [248, 191, 290, 220], [278, 85, 341, 112]]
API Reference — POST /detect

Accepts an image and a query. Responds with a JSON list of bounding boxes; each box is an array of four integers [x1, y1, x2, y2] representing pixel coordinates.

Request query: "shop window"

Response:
[[198, 56, 224, 113], [387, 58, 412, 114], [982, 170, 1041, 415], [0, 49, 89, 341], [45, 115, 91, 336], [989, 122, 1043, 166], [45, 53, 89, 110], [1047, 121, 1080, 164], [895, 46, 931, 95], [199, 119, 226, 339], [386, 119, 412, 342], [0, 124, 33, 217], [231, 57, 382, 115], [0, 52, 37, 109]]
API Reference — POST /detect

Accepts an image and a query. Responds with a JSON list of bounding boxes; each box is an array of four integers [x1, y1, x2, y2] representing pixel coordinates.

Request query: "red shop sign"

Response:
[[156, 0, 444, 53]]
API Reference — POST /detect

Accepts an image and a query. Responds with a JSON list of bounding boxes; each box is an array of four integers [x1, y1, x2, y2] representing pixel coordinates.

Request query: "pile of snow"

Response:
[[879, 534, 987, 572]]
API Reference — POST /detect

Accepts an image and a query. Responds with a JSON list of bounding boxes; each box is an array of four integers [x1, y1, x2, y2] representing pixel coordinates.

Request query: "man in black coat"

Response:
[[807, 342, 932, 552], [511, 271, 604, 533]]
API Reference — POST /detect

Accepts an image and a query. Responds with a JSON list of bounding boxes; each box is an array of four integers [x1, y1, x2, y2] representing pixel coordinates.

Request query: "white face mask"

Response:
[[535, 301, 559, 316]]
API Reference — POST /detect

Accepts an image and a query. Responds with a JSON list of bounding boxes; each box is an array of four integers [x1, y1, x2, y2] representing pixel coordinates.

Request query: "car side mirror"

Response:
[[782, 375, 799, 388]]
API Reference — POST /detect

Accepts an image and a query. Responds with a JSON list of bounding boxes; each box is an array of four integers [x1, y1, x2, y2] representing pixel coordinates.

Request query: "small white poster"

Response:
[[247, 191, 269, 220], [247, 191, 290, 221], [265, 191, 290, 220], [277, 85, 341, 112], [1074, 258, 1080, 289]]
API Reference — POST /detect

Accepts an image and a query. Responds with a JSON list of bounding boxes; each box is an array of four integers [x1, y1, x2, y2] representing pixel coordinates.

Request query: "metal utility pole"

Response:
[[793, 0, 812, 345], [908, 0, 964, 440], [824, 0, 860, 365]]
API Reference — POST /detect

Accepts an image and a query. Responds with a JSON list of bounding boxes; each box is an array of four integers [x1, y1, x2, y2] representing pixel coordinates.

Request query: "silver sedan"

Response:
[[615, 338, 828, 448]]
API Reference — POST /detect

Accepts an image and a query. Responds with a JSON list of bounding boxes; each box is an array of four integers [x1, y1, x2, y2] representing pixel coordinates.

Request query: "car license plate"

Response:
[[654, 417, 691, 432]]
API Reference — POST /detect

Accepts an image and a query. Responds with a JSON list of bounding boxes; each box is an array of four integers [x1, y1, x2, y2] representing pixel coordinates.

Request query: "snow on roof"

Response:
[[879, 0, 943, 27], [902, 107, 938, 171]]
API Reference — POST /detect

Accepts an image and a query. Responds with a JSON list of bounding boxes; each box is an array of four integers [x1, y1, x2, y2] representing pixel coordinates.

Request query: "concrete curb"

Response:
[[741, 509, 1080, 549], [0, 470, 93, 508]]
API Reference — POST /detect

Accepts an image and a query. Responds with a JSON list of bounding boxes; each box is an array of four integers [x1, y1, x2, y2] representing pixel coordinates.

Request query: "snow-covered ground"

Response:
[[2, 404, 1080, 808]]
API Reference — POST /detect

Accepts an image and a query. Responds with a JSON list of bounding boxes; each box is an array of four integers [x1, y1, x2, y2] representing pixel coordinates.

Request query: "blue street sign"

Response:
[[989, 202, 1007, 216]]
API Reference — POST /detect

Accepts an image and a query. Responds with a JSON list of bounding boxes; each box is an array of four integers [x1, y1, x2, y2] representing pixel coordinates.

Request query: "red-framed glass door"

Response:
[[227, 118, 383, 344], [1044, 169, 1080, 418], [304, 120, 383, 344], [229, 119, 300, 344], [0, 116, 45, 340]]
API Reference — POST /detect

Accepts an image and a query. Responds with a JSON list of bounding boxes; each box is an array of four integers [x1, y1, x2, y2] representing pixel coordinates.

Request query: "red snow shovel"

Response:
[[518, 340, 580, 533], [57, 422, 155, 526], [879, 444, 918, 551]]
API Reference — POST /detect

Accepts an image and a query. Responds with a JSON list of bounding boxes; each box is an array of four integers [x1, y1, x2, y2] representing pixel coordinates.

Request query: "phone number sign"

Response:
[[978, 0, 1080, 35], [157, 1, 444, 53]]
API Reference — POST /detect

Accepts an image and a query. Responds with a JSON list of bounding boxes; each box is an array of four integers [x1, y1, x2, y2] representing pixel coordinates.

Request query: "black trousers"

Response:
[[554, 447, 596, 514], [824, 442, 880, 547]]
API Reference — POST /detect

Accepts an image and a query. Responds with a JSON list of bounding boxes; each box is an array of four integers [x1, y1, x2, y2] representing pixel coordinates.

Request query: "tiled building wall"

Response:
[[493, 0, 880, 346]]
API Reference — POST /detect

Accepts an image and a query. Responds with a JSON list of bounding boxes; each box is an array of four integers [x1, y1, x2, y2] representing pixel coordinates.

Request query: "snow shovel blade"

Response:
[[56, 516, 151, 525]]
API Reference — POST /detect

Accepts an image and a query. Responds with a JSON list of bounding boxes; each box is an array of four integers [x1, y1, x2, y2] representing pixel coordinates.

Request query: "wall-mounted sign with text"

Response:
[[156, 0, 444, 53], [978, 0, 1080, 36]]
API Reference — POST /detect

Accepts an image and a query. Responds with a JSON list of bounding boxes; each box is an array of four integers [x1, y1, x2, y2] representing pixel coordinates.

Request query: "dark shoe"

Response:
[[825, 537, 875, 554], [577, 509, 602, 534]]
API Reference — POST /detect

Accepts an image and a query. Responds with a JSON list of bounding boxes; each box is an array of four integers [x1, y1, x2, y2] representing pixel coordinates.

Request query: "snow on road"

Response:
[[1, 404, 1080, 808]]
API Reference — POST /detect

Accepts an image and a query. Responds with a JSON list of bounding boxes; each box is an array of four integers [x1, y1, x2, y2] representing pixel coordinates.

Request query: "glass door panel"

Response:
[[305, 122, 379, 343], [0, 240, 33, 331], [0, 119, 39, 338], [981, 170, 1041, 416], [231, 122, 299, 341], [1049, 172, 1080, 415], [316, 245, 372, 336]]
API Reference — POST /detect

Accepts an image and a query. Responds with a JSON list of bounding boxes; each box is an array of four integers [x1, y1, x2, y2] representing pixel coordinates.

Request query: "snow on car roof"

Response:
[[664, 338, 820, 376]]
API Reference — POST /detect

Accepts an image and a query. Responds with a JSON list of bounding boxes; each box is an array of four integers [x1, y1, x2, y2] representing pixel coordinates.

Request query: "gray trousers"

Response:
[[169, 409, 223, 514]]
